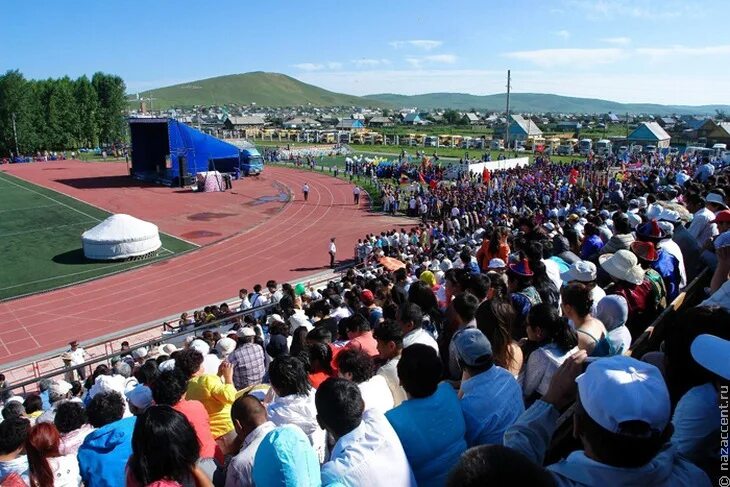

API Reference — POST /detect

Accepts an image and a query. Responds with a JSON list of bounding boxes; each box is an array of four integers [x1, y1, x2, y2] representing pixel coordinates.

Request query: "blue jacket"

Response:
[[78, 416, 136, 487], [505, 401, 711, 487], [386, 382, 467, 487], [652, 250, 681, 302]]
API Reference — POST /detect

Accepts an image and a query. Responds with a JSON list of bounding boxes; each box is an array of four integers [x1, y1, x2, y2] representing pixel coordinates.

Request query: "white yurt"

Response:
[[82, 214, 162, 260]]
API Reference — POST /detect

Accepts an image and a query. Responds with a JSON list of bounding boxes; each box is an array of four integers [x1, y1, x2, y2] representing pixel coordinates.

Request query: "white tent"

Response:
[[82, 214, 162, 260]]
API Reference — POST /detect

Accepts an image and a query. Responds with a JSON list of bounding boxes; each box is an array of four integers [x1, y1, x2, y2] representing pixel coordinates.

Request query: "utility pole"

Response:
[[504, 70, 511, 150], [11, 112, 19, 156]]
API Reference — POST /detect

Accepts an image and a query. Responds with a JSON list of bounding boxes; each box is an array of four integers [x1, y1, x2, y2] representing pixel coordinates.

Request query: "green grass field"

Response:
[[256, 140, 580, 165], [0, 172, 196, 301]]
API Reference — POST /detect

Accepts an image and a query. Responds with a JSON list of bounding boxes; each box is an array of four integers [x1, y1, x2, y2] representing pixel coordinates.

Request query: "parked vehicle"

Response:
[[595, 139, 612, 156], [579, 138, 592, 156]]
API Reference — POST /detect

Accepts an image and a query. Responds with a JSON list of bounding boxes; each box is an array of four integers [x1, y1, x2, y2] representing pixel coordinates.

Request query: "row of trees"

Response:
[[0, 70, 127, 156]]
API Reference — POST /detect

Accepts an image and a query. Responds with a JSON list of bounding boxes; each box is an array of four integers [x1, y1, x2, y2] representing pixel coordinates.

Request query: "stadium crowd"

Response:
[[0, 150, 729, 486]]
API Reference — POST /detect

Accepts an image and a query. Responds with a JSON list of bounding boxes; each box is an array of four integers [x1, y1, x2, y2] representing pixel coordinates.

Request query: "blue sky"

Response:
[[2, 0, 729, 105]]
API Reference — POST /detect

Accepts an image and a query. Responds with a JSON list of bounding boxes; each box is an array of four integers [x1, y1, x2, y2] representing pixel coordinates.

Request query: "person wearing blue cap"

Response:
[[454, 328, 524, 447]]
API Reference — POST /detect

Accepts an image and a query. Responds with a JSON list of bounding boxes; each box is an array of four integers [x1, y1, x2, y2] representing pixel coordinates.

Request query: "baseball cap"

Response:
[[158, 359, 176, 372], [713, 210, 730, 223], [189, 340, 210, 355], [360, 289, 375, 305], [714, 231, 730, 250], [265, 314, 285, 326], [691, 334, 730, 380], [487, 258, 506, 270], [658, 209, 680, 223], [131, 347, 148, 359], [125, 385, 153, 410], [706, 192, 727, 208], [560, 260, 597, 283], [453, 329, 493, 367], [576, 356, 670, 435], [238, 327, 256, 338], [49, 379, 72, 396], [215, 337, 237, 357]]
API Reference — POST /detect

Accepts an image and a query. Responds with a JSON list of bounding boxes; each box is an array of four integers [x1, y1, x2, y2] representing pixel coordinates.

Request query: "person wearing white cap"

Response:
[[35, 379, 73, 424], [504, 352, 711, 486], [189, 339, 221, 376], [560, 261, 606, 315], [670, 333, 730, 473]]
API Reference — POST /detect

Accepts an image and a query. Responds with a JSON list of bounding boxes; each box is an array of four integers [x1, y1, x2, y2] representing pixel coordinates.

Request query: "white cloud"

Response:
[[601, 36, 631, 46], [292, 63, 324, 71], [351, 58, 391, 67], [635, 44, 730, 59], [553, 30, 571, 40], [389, 39, 443, 50], [406, 54, 457, 67], [503, 48, 625, 68], [292, 62, 342, 71]]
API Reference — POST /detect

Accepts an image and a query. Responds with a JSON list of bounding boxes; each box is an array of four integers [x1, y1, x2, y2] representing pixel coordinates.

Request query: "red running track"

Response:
[[0, 162, 411, 365]]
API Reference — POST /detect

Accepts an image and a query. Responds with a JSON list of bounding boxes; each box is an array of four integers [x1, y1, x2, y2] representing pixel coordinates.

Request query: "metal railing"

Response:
[[2, 260, 376, 394], [4, 301, 278, 396]]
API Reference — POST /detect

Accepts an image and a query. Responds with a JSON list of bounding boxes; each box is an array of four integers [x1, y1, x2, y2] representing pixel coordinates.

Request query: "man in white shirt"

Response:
[[302, 182, 309, 202], [353, 186, 361, 205], [329, 237, 337, 268], [237, 288, 251, 312], [373, 321, 408, 407], [226, 395, 276, 487], [398, 303, 439, 355], [686, 193, 718, 248], [316, 378, 416, 487], [68, 341, 87, 379]]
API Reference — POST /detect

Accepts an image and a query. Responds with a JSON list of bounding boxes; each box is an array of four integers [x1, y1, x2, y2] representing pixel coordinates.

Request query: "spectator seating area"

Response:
[[0, 149, 728, 486]]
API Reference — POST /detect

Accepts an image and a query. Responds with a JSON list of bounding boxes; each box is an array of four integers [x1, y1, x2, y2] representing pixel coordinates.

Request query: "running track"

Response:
[[0, 162, 411, 365]]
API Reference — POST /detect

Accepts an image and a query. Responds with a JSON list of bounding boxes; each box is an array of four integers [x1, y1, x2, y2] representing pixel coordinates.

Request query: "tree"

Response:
[[93, 72, 127, 145], [74, 75, 99, 147], [0, 70, 34, 155], [443, 109, 461, 125], [46, 76, 79, 149]]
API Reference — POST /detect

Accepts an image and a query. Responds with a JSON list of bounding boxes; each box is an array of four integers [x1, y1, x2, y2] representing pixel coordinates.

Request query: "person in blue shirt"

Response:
[[78, 392, 136, 487], [386, 344, 467, 487], [453, 329, 524, 446]]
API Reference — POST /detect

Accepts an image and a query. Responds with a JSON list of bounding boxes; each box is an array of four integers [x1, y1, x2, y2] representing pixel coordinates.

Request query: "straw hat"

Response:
[[599, 250, 645, 285]]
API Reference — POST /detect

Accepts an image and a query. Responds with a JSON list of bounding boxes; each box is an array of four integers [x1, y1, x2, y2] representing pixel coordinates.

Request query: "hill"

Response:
[[363, 92, 730, 116], [134, 72, 388, 109]]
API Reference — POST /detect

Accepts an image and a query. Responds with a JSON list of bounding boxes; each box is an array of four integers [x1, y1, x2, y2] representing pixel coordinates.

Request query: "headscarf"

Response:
[[595, 295, 629, 331]]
